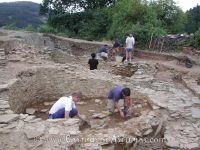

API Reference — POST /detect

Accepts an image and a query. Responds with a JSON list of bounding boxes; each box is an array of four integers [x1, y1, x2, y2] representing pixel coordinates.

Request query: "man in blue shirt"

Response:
[[107, 86, 132, 118], [97, 44, 108, 60]]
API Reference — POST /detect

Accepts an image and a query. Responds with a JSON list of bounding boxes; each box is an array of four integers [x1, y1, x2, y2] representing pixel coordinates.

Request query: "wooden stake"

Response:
[[149, 33, 153, 49]]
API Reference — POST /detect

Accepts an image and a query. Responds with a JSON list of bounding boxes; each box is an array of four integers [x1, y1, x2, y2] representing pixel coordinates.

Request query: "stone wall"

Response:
[[46, 34, 112, 56], [0, 40, 20, 55], [51, 50, 77, 64], [8, 67, 115, 113]]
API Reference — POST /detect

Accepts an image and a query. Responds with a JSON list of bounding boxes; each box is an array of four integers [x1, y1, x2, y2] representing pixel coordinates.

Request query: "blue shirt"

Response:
[[108, 86, 123, 102], [97, 46, 108, 53]]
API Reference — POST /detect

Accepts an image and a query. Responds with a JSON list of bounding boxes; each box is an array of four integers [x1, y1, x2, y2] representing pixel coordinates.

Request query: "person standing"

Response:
[[88, 53, 99, 70], [125, 33, 135, 62]]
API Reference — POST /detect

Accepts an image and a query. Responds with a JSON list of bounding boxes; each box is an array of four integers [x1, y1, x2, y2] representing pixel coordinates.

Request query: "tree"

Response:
[[107, 0, 166, 47], [191, 27, 200, 47], [48, 9, 110, 40], [40, 0, 116, 14], [185, 5, 200, 34], [150, 0, 186, 33]]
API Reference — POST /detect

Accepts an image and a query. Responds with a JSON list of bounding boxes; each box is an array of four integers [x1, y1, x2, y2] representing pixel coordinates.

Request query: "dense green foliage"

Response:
[[1, 0, 199, 48], [40, 0, 116, 14], [150, 0, 186, 33], [107, 0, 166, 46], [191, 28, 200, 47], [37, 24, 58, 33], [48, 9, 109, 40], [0, 1, 45, 28], [185, 5, 200, 34], [40, 0, 192, 48]]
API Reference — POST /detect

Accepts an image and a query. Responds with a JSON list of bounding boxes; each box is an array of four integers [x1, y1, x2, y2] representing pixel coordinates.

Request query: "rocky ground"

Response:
[[0, 29, 200, 150]]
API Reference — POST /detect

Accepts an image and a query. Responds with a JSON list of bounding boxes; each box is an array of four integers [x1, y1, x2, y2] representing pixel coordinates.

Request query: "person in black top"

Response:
[[88, 53, 99, 70]]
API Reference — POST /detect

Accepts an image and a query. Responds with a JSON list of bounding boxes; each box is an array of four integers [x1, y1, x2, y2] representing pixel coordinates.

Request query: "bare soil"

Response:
[[32, 97, 152, 129]]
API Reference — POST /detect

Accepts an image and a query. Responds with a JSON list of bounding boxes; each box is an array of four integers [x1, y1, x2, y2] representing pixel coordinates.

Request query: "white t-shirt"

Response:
[[49, 96, 76, 114], [126, 36, 135, 49]]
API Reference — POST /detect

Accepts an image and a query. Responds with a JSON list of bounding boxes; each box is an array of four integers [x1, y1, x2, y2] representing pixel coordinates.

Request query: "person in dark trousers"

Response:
[[88, 53, 99, 70], [48, 92, 83, 119]]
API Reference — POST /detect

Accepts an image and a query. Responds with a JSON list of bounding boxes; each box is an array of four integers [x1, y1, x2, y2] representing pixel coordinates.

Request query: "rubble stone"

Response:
[[0, 114, 19, 123]]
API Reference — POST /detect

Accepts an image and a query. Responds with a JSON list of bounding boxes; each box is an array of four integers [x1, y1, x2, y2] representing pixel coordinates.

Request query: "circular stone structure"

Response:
[[8, 67, 115, 113]]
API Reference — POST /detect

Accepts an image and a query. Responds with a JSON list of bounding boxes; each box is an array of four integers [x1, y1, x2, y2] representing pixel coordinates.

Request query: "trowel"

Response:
[[78, 115, 91, 127]]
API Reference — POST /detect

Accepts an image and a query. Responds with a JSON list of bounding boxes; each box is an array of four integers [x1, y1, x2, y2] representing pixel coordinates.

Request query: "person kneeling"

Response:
[[48, 92, 83, 119], [107, 86, 133, 119]]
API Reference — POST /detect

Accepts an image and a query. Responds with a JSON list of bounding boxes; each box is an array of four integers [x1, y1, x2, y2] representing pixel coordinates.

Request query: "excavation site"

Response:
[[0, 29, 200, 150]]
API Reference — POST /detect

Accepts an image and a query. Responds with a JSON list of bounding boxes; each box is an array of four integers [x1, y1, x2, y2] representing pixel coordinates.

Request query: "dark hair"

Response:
[[91, 53, 96, 58], [125, 33, 129, 37], [121, 88, 131, 97], [72, 92, 83, 99]]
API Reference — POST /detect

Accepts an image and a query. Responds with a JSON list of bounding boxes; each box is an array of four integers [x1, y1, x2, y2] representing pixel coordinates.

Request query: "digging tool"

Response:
[[78, 115, 91, 127], [82, 119, 91, 127]]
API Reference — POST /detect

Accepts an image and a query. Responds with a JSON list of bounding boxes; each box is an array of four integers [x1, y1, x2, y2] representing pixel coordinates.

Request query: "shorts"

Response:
[[126, 48, 133, 52], [107, 99, 115, 112], [107, 99, 124, 112]]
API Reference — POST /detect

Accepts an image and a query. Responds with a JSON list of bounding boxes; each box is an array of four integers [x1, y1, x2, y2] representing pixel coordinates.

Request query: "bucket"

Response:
[[116, 56, 122, 63]]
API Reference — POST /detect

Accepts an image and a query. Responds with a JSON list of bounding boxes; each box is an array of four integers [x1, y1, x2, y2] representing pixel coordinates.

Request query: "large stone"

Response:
[[4, 122, 17, 129], [48, 127, 60, 134], [63, 118, 80, 126], [186, 143, 199, 149], [24, 115, 36, 122], [92, 113, 107, 119], [40, 109, 48, 113], [191, 107, 200, 119], [0, 124, 7, 128], [20, 114, 28, 120], [5, 110, 14, 114], [165, 137, 180, 148], [143, 128, 153, 136], [0, 104, 10, 109], [95, 99, 101, 103], [0, 114, 19, 123], [0, 128, 11, 134], [26, 108, 36, 115], [0, 84, 9, 92], [90, 119, 106, 129], [0, 79, 18, 92]]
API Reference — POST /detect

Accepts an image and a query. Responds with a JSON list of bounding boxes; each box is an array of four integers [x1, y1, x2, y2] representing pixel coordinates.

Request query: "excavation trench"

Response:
[[27, 96, 152, 130], [8, 67, 153, 126]]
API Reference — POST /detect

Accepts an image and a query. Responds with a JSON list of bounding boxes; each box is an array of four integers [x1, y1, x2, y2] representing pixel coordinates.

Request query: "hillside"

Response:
[[0, 1, 46, 28]]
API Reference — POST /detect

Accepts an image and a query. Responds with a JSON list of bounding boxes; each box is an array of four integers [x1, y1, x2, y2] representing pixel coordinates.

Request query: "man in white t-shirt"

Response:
[[48, 92, 83, 119], [125, 33, 135, 62]]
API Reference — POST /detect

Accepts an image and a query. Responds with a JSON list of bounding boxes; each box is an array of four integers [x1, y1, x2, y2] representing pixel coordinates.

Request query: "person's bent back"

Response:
[[48, 92, 82, 119]]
